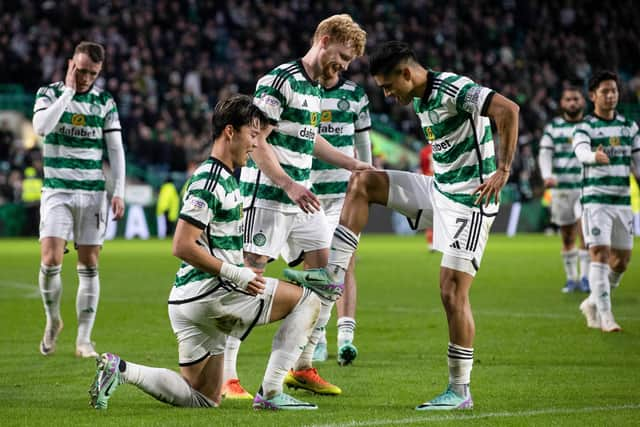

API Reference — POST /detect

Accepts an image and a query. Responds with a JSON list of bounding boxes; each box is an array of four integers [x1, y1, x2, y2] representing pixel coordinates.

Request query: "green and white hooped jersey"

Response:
[[240, 59, 323, 212], [414, 70, 497, 213], [170, 158, 245, 302], [539, 117, 582, 190], [33, 82, 120, 192], [572, 113, 640, 207], [311, 79, 371, 200]]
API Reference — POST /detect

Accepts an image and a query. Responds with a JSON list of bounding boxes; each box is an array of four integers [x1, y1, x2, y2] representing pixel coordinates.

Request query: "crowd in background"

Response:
[[1, 0, 640, 205]]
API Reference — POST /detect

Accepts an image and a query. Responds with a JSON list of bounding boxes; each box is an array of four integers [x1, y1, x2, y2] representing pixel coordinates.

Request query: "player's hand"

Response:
[[245, 275, 266, 296], [351, 159, 375, 171], [543, 177, 557, 188], [473, 168, 510, 206], [111, 196, 125, 220], [283, 181, 320, 213], [595, 145, 610, 165], [65, 59, 77, 91]]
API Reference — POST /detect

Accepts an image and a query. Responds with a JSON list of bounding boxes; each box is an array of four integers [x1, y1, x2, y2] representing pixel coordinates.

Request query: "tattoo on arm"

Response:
[[244, 253, 268, 274]]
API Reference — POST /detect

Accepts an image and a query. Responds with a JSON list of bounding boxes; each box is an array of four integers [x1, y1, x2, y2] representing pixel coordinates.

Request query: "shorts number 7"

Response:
[[454, 218, 468, 239]]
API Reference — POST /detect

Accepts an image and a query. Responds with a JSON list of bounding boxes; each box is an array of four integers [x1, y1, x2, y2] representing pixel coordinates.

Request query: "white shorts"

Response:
[[244, 207, 331, 264], [550, 189, 582, 226], [39, 190, 108, 245], [320, 197, 344, 232], [168, 277, 278, 366], [582, 205, 634, 250], [387, 170, 495, 270]]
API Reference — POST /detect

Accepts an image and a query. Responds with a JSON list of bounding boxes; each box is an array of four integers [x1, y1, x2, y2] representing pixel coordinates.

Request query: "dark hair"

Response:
[[211, 95, 268, 140], [368, 41, 417, 76], [588, 70, 618, 92], [74, 41, 105, 63], [561, 85, 583, 97]]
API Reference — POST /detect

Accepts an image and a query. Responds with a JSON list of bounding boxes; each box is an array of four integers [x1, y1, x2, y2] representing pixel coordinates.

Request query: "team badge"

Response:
[[622, 127, 630, 137], [428, 110, 440, 123], [591, 227, 601, 236], [90, 104, 101, 115], [253, 232, 267, 247], [338, 99, 350, 111], [71, 114, 86, 126]]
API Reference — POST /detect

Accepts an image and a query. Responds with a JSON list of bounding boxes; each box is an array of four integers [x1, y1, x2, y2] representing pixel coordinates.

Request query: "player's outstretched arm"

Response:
[[172, 220, 265, 294], [474, 93, 519, 206], [313, 134, 374, 171]]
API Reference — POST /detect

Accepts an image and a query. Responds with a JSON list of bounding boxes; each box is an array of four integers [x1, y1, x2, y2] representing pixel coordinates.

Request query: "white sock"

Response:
[[39, 264, 62, 324], [448, 342, 473, 397], [121, 360, 216, 407], [261, 289, 321, 398], [76, 264, 99, 345], [294, 298, 333, 371], [589, 262, 611, 314], [337, 316, 356, 347], [578, 249, 590, 281], [561, 249, 579, 281], [327, 225, 359, 283], [609, 270, 623, 289], [223, 336, 241, 381]]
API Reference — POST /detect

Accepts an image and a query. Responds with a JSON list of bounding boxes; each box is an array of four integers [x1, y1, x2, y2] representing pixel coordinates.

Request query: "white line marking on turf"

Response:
[[0, 280, 41, 298], [384, 306, 640, 321], [308, 404, 640, 427]]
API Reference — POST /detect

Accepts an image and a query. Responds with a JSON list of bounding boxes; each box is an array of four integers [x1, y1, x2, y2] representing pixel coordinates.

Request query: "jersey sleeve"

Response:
[[455, 79, 495, 117], [103, 95, 121, 132], [253, 71, 291, 124], [33, 85, 57, 113], [572, 122, 591, 151], [179, 186, 214, 230], [354, 91, 372, 132], [539, 124, 554, 151]]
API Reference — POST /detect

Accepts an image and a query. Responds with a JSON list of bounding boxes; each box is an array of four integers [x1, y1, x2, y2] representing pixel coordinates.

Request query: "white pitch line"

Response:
[[0, 280, 41, 298], [382, 306, 640, 321], [307, 403, 640, 427]]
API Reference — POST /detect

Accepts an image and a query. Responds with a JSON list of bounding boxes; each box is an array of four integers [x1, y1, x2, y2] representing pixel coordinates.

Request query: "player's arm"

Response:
[[33, 61, 77, 136], [313, 134, 373, 170], [104, 131, 125, 220], [572, 125, 609, 165], [474, 93, 520, 205], [250, 123, 320, 213], [103, 97, 125, 219], [354, 92, 373, 164], [538, 127, 556, 187], [173, 216, 265, 295], [630, 123, 640, 178]]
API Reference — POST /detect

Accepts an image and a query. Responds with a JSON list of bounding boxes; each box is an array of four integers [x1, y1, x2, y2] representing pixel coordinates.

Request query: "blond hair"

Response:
[[313, 14, 367, 57]]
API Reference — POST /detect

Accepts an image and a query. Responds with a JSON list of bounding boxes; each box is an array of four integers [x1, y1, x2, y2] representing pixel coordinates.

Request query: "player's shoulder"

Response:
[[433, 70, 474, 90], [263, 60, 303, 84], [89, 85, 116, 104], [614, 113, 635, 127], [341, 79, 368, 98], [37, 81, 64, 97]]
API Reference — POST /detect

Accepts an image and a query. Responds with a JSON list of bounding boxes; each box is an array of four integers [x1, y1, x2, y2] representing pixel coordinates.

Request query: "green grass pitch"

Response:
[[0, 234, 639, 426]]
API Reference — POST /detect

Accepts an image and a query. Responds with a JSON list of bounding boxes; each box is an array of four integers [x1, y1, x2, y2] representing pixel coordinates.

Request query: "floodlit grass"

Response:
[[0, 234, 638, 426]]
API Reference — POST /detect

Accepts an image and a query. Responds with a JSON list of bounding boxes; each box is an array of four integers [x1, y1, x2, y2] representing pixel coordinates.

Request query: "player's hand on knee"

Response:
[[220, 263, 264, 294]]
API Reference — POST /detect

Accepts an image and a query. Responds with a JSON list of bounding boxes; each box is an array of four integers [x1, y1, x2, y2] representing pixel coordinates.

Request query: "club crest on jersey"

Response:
[[428, 110, 440, 123], [622, 127, 630, 137], [253, 232, 267, 247], [90, 104, 101, 115], [338, 99, 350, 111], [321, 110, 332, 122], [591, 227, 601, 236], [71, 114, 86, 127]]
